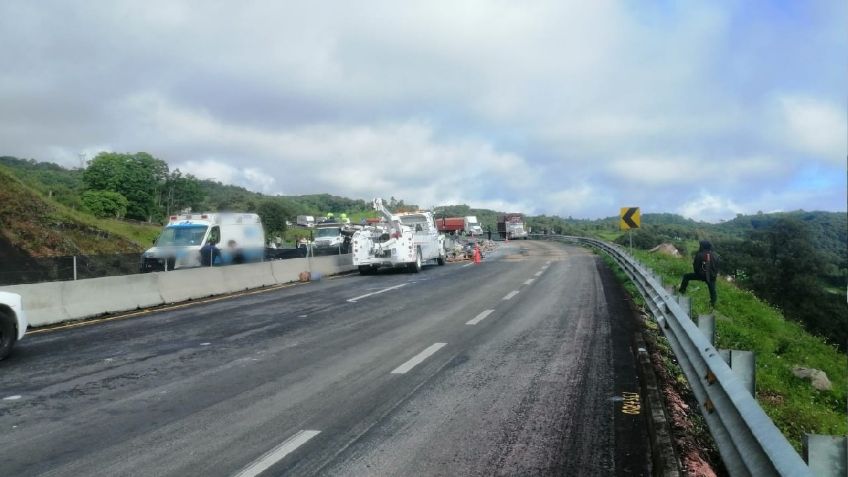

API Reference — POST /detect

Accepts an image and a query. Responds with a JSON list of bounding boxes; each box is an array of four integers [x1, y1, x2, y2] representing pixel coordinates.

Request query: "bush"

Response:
[[81, 190, 129, 218]]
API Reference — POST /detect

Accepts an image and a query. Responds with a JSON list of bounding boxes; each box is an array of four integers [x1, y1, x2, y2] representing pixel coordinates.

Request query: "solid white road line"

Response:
[[466, 309, 494, 325], [347, 283, 408, 303], [233, 430, 321, 477], [523, 279, 535, 285], [534, 270, 543, 277], [391, 343, 447, 374], [461, 263, 473, 268], [502, 290, 519, 300]]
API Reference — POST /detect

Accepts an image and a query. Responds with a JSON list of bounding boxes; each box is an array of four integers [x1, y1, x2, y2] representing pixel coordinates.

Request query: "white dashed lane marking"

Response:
[[502, 290, 519, 301], [347, 283, 409, 303], [523, 279, 535, 285], [233, 430, 321, 477], [391, 343, 447, 374], [466, 310, 494, 325]]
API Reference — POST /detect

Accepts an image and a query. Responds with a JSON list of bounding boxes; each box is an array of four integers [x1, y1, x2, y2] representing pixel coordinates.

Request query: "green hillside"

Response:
[[0, 166, 159, 257], [629, 249, 847, 450]]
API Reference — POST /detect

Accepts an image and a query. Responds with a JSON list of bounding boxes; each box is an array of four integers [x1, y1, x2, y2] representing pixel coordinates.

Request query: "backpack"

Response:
[[700, 252, 719, 280]]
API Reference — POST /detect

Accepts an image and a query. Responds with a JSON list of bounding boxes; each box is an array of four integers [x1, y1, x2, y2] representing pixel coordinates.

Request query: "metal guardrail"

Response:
[[539, 235, 812, 477]]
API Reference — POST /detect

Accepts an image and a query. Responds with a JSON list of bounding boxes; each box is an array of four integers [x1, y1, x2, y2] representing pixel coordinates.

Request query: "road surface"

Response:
[[0, 240, 651, 476]]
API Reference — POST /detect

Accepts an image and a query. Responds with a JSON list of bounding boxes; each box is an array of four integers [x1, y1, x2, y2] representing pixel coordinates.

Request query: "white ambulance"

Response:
[[141, 213, 265, 271]]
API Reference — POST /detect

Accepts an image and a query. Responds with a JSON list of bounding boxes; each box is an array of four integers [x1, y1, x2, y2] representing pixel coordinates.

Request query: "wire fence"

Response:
[[0, 245, 351, 286]]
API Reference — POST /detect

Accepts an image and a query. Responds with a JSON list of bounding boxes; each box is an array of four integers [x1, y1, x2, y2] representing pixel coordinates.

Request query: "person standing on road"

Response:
[[679, 240, 720, 307], [200, 239, 220, 267]]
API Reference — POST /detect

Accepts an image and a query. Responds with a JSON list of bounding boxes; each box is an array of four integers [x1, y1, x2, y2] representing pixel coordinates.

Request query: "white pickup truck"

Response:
[[0, 292, 28, 360], [352, 198, 446, 274]]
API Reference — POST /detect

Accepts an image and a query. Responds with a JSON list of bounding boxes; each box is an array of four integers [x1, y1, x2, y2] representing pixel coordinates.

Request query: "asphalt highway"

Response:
[[0, 240, 651, 476]]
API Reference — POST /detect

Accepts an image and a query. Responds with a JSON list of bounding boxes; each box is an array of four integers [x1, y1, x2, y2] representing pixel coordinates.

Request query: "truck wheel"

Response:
[[437, 254, 445, 266], [408, 249, 422, 273], [0, 311, 16, 361], [358, 265, 373, 275]]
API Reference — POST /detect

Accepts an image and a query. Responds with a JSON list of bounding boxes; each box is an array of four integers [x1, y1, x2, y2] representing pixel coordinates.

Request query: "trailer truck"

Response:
[[497, 213, 529, 240]]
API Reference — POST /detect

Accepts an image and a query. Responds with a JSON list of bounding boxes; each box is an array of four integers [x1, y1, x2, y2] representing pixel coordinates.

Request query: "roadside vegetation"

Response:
[[630, 248, 846, 450]]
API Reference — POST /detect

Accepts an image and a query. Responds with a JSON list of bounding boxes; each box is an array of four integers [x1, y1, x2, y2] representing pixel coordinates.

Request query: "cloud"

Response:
[[0, 0, 845, 220], [678, 193, 744, 222], [777, 96, 846, 163]]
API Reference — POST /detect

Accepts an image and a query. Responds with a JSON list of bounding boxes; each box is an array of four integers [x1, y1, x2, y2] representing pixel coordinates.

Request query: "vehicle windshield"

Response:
[[155, 225, 208, 247], [316, 227, 341, 238]]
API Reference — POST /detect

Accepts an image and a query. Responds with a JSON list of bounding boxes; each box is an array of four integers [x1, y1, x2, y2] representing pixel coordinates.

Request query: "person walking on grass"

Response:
[[679, 240, 720, 307]]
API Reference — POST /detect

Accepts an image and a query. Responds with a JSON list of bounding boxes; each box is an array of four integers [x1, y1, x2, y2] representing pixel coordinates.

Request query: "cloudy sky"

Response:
[[1, 1, 845, 221]]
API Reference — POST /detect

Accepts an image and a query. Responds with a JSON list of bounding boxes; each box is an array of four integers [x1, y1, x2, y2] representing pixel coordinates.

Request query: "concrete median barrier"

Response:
[[222, 262, 277, 292], [270, 258, 307, 283], [157, 267, 229, 303], [63, 273, 163, 319], [0, 281, 69, 327], [310, 254, 355, 276], [2, 256, 357, 328]]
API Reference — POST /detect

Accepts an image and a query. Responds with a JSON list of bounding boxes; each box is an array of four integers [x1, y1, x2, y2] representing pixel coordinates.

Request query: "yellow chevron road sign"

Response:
[[620, 207, 640, 230]]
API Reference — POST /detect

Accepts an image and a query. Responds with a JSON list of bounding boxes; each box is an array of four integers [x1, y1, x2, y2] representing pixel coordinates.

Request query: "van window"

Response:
[[208, 226, 221, 244]]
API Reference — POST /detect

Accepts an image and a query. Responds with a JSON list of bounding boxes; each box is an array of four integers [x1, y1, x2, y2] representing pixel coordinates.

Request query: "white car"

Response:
[[0, 291, 28, 360]]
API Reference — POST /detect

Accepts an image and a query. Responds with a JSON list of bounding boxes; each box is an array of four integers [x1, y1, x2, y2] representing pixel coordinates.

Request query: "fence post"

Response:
[[718, 349, 756, 396], [697, 314, 716, 345], [73, 256, 78, 281], [676, 295, 691, 317], [804, 435, 847, 476]]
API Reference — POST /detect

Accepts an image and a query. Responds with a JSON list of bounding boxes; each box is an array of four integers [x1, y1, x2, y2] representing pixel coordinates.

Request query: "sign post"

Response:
[[619, 207, 641, 255]]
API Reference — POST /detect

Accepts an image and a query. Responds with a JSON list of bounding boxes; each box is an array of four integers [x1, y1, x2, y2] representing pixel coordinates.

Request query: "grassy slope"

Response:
[[631, 249, 847, 450], [0, 167, 160, 255]]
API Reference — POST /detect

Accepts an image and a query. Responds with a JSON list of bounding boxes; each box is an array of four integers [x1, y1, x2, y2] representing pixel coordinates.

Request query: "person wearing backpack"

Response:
[[679, 240, 720, 307]]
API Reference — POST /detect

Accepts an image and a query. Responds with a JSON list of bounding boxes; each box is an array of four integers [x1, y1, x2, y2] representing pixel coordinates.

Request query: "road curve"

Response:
[[0, 240, 651, 476]]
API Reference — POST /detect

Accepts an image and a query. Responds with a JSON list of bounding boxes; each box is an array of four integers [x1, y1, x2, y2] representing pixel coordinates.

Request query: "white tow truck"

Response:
[[0, 291, 28, 360], [352, 198, 446, 274]]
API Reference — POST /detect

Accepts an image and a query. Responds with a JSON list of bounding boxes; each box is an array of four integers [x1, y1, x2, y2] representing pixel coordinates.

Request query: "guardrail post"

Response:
[[676, 295, 691, 317], [804, 435, 847, 476], [718, 349, 756, 396], [697, 314, 715, 345], [73, 256, 78, 281]]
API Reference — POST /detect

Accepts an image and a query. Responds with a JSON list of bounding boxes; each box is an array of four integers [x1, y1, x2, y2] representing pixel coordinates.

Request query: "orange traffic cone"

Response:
[[473, 244, 482, 264]]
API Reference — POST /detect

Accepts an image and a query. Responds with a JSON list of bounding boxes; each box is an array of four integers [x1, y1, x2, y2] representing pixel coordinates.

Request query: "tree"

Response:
[[163, 169, 205, 215], [257, 201, 291, 240], [83, 152, 168, 221], [81, 190, 129, 218]]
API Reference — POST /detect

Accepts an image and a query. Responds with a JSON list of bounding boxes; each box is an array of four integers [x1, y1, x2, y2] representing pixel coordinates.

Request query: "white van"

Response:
[[141, 213, 265, 271]]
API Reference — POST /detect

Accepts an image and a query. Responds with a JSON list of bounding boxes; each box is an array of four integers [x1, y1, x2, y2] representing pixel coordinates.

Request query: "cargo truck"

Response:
[[435, 217, 465, 234], [296, 215, 315, 228], [497, 213, 529, 240]]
